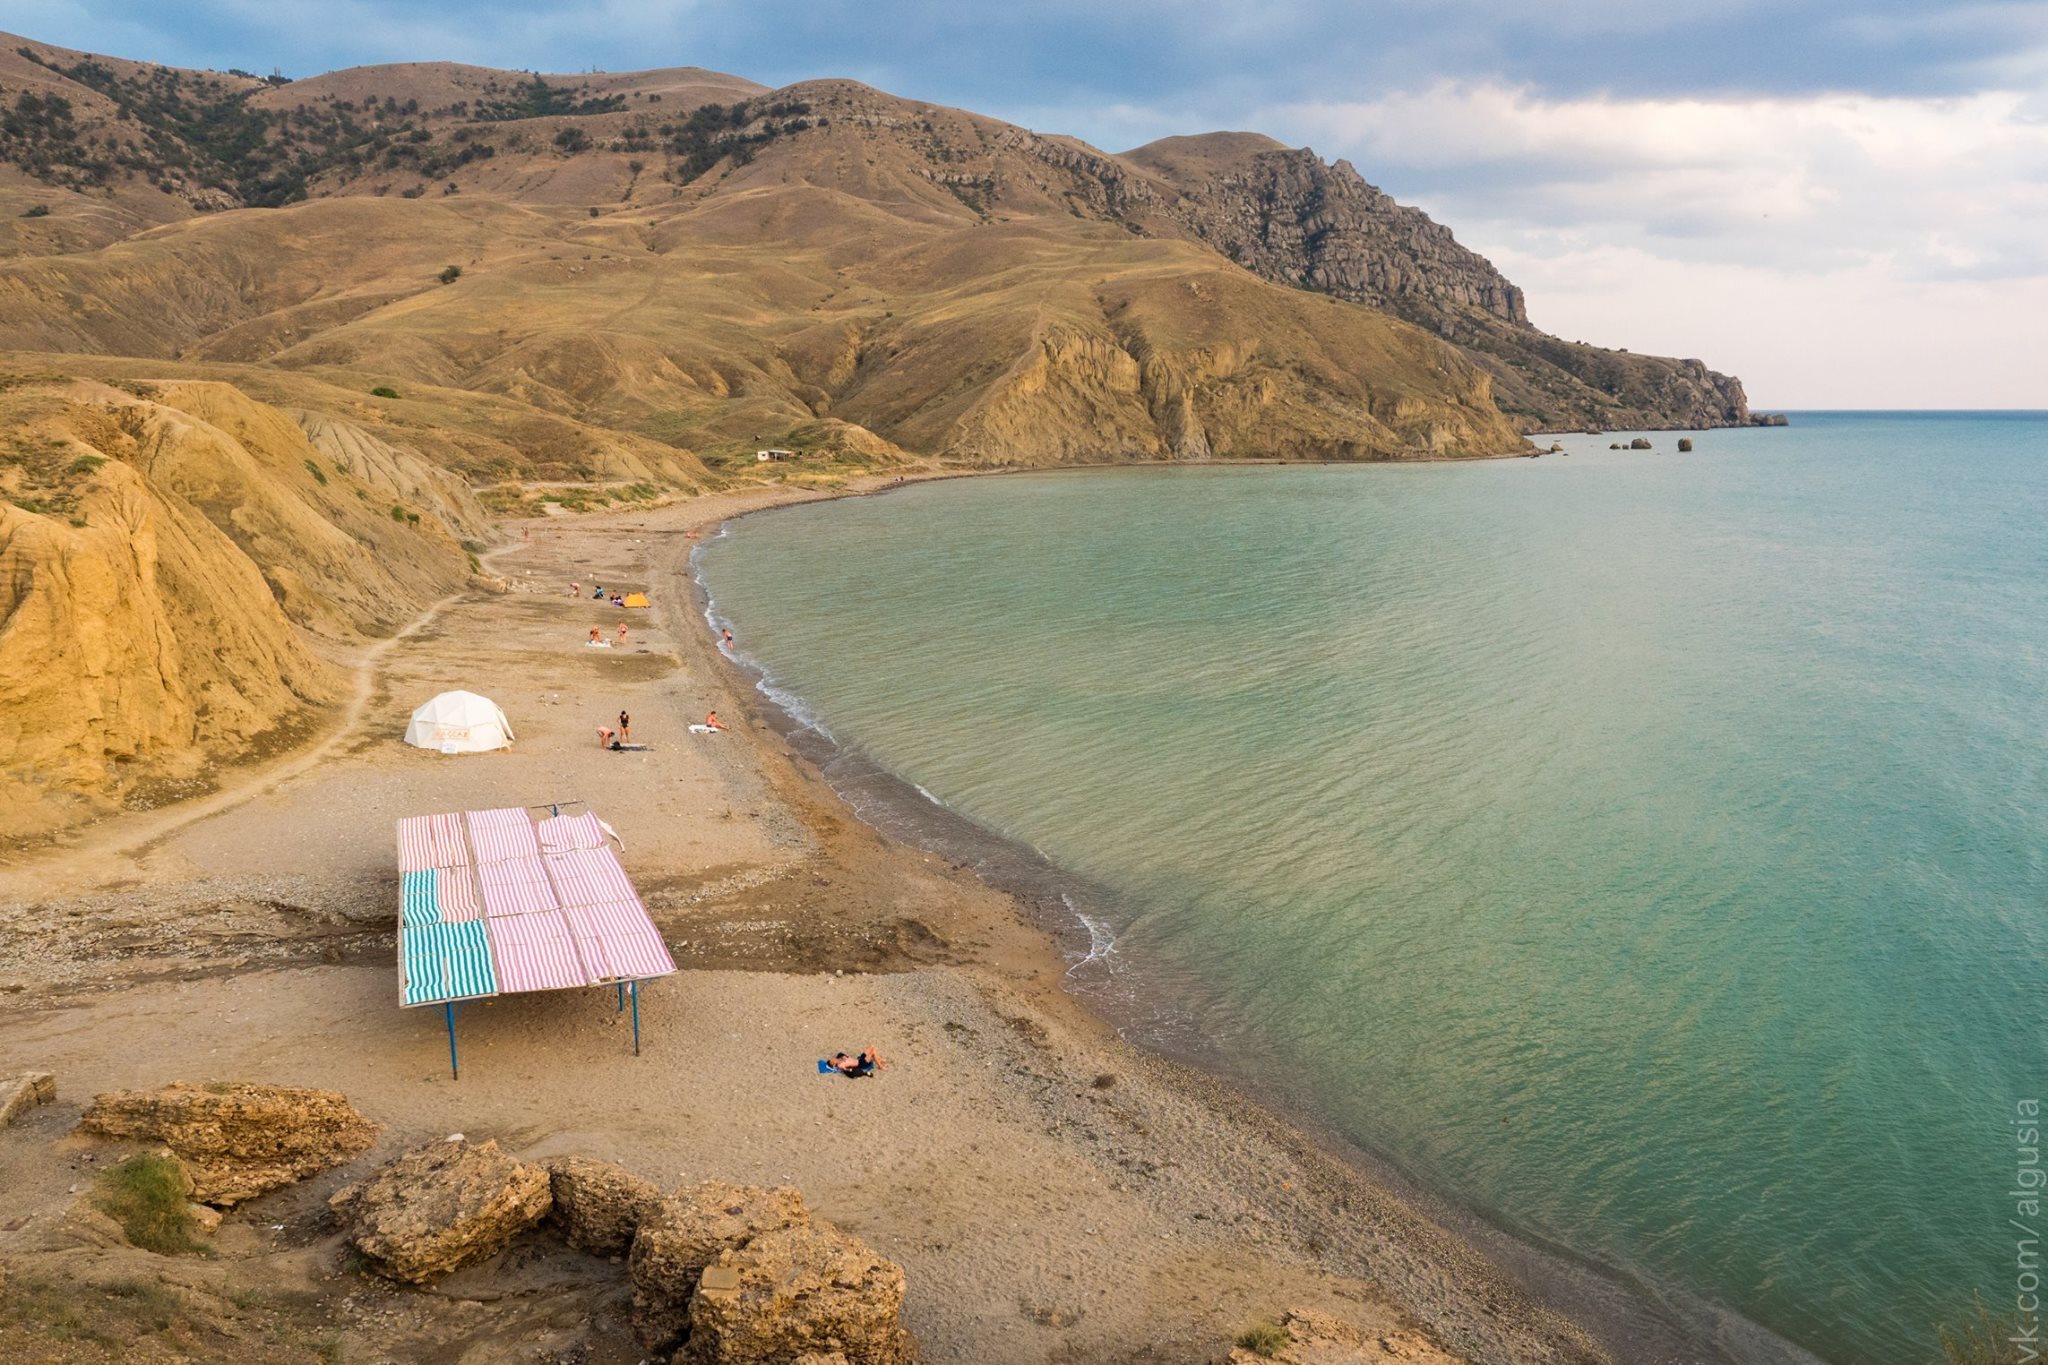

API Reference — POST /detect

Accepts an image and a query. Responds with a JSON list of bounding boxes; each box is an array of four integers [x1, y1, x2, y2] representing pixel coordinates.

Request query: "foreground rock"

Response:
[[630, 1182, 810, 1351], [76, 1081, 377, 1205], [686, 1222, 914, 1364], [0, 1071, 55, 1127], [1223, 1308, 1461, 1363], [546, 1155, 662, 1257], [330, 1138, 551, 1284]]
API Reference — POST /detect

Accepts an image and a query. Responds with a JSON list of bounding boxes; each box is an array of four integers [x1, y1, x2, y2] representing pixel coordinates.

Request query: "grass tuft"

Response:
[[1235, 1320, 1291, 1358], [1937, 1295, 2031, 1364], [93, 1154, 209, 1255]]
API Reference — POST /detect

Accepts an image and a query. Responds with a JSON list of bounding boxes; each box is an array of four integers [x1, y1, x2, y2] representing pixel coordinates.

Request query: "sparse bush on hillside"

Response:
[[389, 504, 407, 521], [552, 126, 591, 154], [302, 458, 326, 484], [473, 73, 625, 122], [438, 264, 461, 283], [370, 386, 399, 398], [1235, 1320, 1291, 1358], [21, 203, 49, 217]]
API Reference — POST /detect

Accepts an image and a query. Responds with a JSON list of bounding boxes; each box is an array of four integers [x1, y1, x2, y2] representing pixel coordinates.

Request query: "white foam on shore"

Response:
[[694, 538, 835, 740]]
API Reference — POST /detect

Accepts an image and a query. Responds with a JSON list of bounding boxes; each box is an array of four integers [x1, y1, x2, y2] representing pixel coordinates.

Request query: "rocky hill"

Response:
[[0, 34, 1762, 833]]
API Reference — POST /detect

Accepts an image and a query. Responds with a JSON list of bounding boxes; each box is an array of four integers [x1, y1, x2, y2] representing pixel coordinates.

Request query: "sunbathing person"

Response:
[[826, 1047, 884, 1078]]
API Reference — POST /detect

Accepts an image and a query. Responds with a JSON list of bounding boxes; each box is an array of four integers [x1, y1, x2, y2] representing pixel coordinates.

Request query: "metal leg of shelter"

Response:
[[444, 1002, 460, 1081], [630, 980, 641, 1056], [616, 981, 624, 1012]]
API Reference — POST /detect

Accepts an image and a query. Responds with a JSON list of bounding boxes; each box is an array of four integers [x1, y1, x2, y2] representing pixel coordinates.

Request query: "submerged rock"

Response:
[[329, 1137, 551, 1284], [685, 1222, 914, 1364], [546, 1154, 662, 1257], [630, 1181, 810, 1351], [1677, 438, 1694, 452], [1629, 437, 1653, 450], [77, 1081, 377, 1205]]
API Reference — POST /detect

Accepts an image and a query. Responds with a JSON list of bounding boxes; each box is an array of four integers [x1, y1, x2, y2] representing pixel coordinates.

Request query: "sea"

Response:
[[693, 412, 2048, 1365]]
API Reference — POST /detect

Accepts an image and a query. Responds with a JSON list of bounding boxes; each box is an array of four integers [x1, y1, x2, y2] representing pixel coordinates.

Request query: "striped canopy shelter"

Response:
[[395, 804, 677, 1076]]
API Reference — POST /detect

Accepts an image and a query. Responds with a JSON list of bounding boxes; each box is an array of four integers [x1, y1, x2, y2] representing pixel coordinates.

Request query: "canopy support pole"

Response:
[[616, 982, 624, 1012], [630, 980, 641, 1056], [444, 1002, 460, 1080]]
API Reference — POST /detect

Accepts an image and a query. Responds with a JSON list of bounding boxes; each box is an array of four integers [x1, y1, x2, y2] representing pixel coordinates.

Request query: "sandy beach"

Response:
[[0, 480, 1612, 1364]]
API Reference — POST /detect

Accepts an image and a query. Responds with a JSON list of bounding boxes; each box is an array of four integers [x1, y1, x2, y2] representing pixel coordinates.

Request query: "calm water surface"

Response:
[[697, 413, 2048, 1364]]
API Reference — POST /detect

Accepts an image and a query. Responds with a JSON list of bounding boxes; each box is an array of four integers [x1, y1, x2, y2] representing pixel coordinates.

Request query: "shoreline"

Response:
[[0, 465, 1798, 1364], [679, 471, 1822, 1365]]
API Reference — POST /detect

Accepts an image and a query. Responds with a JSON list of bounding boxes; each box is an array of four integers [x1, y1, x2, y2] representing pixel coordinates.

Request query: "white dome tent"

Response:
[[403, 691, 514, 754]]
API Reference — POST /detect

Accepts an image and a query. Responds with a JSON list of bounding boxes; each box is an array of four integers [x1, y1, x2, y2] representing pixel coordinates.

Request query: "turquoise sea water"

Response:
[[697, 413, 2048, 1364]]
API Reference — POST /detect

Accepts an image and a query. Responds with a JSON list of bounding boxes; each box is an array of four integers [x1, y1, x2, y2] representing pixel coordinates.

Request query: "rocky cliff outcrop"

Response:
[[1120, 136, 1747, 432], [0, 374, 482, 839], [76, 1081, 378, 1205]]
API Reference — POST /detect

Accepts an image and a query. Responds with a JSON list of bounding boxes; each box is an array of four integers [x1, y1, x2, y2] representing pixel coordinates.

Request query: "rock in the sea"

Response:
[[1225, 1307, 1459, 1363], [0, 1071, 55, 1127], [1629, 437, 1653, 450], [546, 1155, 662, 1257], [630, 1182, 811, 1351], [684, 1223, 914, 1365], [77, 1081, 377, 1205], [329, 1137, 551, 1284], [1609, 442, 1622, 449], [1677, 438, 1694, 451]]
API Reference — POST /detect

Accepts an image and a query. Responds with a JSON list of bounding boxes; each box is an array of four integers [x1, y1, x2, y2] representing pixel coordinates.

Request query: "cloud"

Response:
[[1266, 83, 2048, 282]]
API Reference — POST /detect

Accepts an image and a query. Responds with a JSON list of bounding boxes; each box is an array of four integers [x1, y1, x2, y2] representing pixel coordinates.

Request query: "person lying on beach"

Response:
[[589, 627, 601, 643], [824, 1047, 884, 1078]]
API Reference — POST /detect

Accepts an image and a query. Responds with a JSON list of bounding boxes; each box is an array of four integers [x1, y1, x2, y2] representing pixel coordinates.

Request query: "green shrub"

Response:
[[1937, 1295, 2031, 1364], [1235, 1321, 1291, 1358], [303, 458, 327, 485], [22, 203, 51, 218], [438, 264, 461, 284], [68, 454, 106, 475], [370, 386, 399, 399], [389, 504, 407, 521], [93, 1155, 208, 1255]]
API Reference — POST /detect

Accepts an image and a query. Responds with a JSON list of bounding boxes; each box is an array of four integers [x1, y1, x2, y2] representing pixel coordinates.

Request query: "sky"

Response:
[[12, 1, 2048, 407]]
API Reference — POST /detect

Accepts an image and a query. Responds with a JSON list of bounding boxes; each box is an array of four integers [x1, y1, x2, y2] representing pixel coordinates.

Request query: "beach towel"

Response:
[[688, 724, 719, 734]]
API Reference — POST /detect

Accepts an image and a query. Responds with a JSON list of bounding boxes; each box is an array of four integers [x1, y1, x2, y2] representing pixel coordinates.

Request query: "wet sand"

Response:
[[0, 479, 1609, 1364]]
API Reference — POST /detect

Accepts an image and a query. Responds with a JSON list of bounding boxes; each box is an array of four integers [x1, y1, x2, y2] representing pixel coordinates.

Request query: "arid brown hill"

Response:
[[0, 33, 1747, 834], [0, 33, 1743, 438]]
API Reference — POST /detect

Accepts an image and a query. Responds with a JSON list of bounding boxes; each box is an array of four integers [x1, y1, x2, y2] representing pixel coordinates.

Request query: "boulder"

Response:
[[329, 1137, 551, 1284], [546, 1155, 662, 1257], [1608, 443, 1622, 449], [1677, 438, 1694, 452], [1224, 1308, 1459, 1363], [1629, 437, 1653, 450], [76, 1081, 377, 1205], [684, 1223, 914, 1365], [630, 1182, 809, 1352], [0, 1071, 55, 1127]]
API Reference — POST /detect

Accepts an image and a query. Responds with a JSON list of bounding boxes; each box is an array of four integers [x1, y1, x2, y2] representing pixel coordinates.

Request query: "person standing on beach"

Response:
[[619, 710, 631, 742], [596, 726, 614, 748], [722, 627, 734, 649], [571, 581, 579, 597], [617, 621, 628, 645]]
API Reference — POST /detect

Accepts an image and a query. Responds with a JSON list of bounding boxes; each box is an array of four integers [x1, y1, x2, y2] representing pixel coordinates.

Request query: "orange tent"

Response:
[[622, 593, 651, 608]]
